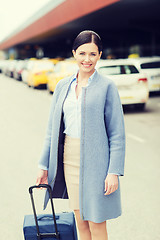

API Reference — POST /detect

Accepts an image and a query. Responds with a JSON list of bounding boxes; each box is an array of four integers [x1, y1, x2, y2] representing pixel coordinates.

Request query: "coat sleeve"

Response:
[[38, 84, 60, 170], [104, 81, 125, 176]]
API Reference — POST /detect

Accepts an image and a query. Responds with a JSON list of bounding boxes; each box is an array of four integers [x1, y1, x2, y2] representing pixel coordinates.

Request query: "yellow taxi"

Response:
[[27, 60, 54, 87], [49, 58, 64, 65], [47, 59, 78, 93]]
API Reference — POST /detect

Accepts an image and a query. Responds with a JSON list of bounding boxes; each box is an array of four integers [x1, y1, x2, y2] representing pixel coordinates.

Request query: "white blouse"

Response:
[[63, 71, 96, 138]]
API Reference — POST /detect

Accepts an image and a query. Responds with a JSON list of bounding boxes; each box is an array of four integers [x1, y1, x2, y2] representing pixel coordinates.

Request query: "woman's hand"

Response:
[[104, 174, 118, 195], [36, 169, 48, 186]]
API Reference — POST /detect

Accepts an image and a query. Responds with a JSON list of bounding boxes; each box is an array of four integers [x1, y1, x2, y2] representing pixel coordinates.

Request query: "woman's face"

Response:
[[73, 42, 102, 75]]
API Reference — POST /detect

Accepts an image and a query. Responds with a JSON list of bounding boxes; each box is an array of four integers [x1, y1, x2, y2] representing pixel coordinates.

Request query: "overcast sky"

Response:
[[0, 0, 51, 43]]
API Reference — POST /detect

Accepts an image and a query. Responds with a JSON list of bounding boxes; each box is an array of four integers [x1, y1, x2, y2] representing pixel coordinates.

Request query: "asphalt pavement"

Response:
[[0, 74, 160, 240]]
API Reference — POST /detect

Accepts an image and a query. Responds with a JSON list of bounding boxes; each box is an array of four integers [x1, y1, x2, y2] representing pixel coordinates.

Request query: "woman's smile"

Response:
[[82, 63, 92, 68]]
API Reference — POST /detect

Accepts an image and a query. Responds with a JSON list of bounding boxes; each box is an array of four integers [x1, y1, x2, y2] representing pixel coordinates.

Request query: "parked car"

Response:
[[96, 59, 149, 110], [47, 59, 78, 93], [26, 59, 55, 87], [0, 60, 4, 73], [130, 57, 160, 92], [1, 60, 10, 75], [21, 59, 36, 84], [0, 60, 8, 73], [6, 60, 18, 78], [48, 58, 64, 64], [21, 59, 54, 87], [13, 60, 28, 81]]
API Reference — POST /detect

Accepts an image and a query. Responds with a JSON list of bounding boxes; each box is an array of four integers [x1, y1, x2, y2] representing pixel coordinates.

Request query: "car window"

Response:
[[140, 61, 160, 69], [98, 65, 139, 75], [98, 66, 121, 75], [124, 65, 139, 74], [27, 61, 34, 70]]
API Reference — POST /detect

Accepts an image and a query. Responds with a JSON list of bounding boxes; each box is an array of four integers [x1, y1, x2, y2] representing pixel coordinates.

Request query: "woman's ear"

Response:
[[99, 51, 102, 59], [72, 50, 76, 58]]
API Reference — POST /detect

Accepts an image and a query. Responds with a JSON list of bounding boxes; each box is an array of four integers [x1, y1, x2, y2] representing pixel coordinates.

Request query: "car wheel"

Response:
[[134, 103, 145, 111], [18, 75, 22, 81], [49, 90, 53, 94]]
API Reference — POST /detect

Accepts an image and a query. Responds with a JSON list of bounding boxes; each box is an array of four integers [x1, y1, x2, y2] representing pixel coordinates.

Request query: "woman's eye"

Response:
[[80, 52, 85, 55], [91, 53, 96, 56]]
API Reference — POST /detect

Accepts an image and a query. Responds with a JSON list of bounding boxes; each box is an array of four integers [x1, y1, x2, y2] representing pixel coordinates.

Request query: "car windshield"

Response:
[[54, 63, 61, 72], [140, 61, 160, 69], [66, 64, 77, 72], [54, 62, 77, 73], [98, 65, 139, 75], [35, 62, 54, 70]]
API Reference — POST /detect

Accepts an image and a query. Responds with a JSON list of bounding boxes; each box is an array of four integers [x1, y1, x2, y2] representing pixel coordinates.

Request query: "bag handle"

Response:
[[37, 214, 59, 221], [29, 184, 60, 239]]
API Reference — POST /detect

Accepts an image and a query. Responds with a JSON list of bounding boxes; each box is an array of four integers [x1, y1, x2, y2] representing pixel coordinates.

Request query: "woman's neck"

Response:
[[77, 69, 95, 82]]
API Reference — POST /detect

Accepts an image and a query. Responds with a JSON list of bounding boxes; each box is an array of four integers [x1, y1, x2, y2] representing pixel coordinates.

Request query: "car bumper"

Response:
[[149, 83, 160, 92], [119, 88, 149, 105], [33, 76, 48, 87]]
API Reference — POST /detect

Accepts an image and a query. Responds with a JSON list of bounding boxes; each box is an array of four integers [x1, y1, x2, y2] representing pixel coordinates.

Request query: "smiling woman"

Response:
[[72, 30, 102, 89], [36, 30, 125, 240], [72, 43, 101, 77]]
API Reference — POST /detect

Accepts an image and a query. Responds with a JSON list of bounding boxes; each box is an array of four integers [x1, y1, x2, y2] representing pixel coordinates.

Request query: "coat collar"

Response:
[[68, 69, 99, 89]]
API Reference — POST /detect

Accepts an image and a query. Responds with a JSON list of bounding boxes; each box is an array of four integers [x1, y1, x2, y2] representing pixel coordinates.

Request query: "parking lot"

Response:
[[0, 73, 160, 240]]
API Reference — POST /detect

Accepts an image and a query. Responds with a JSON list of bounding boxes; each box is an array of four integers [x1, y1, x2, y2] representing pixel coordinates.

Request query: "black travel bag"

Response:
[[23, 184, 78, 240]]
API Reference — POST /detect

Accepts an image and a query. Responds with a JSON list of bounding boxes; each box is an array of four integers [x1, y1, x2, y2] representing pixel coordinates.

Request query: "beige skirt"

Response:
[[63, 135, 80, 210]]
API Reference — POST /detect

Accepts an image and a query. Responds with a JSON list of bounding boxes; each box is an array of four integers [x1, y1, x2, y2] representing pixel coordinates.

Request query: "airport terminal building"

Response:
[[0, 0, 160, 59]]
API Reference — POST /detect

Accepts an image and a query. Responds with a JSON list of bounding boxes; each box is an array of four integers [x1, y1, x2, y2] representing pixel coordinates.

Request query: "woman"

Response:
[[36, 30, 125, 240]]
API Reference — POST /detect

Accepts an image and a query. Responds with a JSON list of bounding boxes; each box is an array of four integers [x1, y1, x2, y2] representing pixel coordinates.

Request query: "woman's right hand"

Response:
[[36, 169, 48, 186]]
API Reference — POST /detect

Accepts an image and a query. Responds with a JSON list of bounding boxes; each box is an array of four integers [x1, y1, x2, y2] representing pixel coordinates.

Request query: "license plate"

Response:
[[152, 84, 160, 88]]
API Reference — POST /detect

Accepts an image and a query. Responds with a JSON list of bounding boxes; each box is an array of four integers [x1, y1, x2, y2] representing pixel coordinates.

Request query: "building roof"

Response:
[[0, 0, 119, 50]]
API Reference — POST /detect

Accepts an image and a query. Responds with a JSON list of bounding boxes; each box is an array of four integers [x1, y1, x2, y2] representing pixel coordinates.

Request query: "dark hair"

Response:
[[72, 30, 102, 53]]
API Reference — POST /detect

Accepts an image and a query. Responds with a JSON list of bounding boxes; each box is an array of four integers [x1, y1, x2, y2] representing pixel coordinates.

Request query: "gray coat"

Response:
[[39, 70, 125, 223]]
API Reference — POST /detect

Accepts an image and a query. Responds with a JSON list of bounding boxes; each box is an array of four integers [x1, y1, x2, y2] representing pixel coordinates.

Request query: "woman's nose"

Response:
[[84, 55, 90, 62]]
